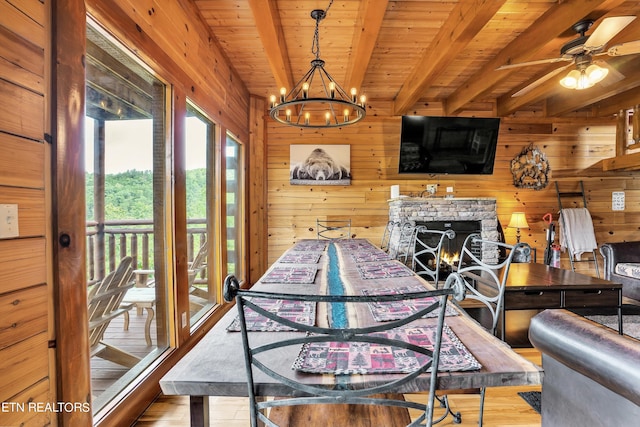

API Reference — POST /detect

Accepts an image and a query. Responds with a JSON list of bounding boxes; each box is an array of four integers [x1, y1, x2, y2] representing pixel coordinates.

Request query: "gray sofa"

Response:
[[600, 242, 640, 303], [529, 309, 640, 427]]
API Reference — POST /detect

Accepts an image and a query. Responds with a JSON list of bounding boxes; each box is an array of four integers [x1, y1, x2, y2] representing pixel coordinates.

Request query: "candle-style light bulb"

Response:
[[351, 88, 357, 103], [343, 108, 349, 123], [269, 94, 276, 109], [325, 112, 331, 125], [304, 112, 310, 125], [302, 82, 309, 99], [359, 95, 366, 108], [280, 87, 286, 103], [286, 109, 291, 122], [329, 82, 336, 99]]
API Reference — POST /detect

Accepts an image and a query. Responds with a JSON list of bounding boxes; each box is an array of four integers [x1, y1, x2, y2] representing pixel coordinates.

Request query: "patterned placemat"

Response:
[[291, 241, 328, 252], [338, 240, 377, 251], [279, 252, 322, 264], [292, 325, 481, 374], [350, 250, 391, 263], [261, 266, 318, 284], [227, 298, 316, 332], [357, 261, 414, 280], [362, 286, 459, 321]]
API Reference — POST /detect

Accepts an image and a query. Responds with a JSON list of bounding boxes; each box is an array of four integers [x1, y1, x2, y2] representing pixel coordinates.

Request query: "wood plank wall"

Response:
[[0, 1, 52, 426], [265, 103, 640, 277]]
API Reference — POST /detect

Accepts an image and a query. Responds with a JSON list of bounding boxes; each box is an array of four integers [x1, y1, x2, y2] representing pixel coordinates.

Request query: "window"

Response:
[[85, 23, 170, 413], [224, 134, 244, 278], [186, 102, 217, 325]]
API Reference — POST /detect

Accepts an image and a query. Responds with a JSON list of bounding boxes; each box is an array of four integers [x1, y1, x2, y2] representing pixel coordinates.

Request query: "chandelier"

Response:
[[559, 55, 608, 90], [269, 1, 366, 128]]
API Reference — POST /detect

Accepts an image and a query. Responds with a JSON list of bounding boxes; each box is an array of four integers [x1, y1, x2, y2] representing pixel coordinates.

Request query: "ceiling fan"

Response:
[[497, 16, 640, 95]]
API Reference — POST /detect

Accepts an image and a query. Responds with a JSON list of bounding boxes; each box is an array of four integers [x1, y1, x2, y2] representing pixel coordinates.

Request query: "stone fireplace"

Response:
[[388, 197, 500, 264]]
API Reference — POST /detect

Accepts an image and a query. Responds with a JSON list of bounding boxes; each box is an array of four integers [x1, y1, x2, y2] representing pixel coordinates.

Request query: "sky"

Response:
[[85, 117, 207, 173]]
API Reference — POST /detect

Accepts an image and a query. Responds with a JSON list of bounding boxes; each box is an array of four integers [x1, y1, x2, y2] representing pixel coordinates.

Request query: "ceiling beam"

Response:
[[594, 86, 640, 117], [247, 0, 294, 92], [496, 66, 568, 116], [392, 0, 505, 116], [546, 56, 640, 116], [444, 0, 627, 116], [344, 0, 388, 95]]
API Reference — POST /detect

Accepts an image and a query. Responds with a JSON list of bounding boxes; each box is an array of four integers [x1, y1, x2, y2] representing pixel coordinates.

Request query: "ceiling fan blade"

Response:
[[594, 60, 625, 87], [511, 65, 571, 97], [496, 57, 570, 71], [607, 40, 640, 56], [584, 16, 636, 52]]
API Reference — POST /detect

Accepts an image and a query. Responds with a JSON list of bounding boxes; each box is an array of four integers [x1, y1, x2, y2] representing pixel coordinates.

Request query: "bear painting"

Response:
[[290, 145, 351, 185]]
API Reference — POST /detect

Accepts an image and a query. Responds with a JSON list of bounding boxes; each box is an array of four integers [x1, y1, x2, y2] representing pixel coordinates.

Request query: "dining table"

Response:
[[159, 239, 543, 427]]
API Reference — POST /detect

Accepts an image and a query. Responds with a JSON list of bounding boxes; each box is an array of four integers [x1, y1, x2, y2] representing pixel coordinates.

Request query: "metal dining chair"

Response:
[[390, 222, 417, 264], [380, 220, 397, 252], [438, 233, 528, 426], [410, 226, 456, 289], [316, 218, 352, 240], [223, 274, 465, 427]]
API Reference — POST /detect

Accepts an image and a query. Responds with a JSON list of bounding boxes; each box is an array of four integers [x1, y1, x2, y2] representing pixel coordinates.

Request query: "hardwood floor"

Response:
[[133, 349, 542, 426]]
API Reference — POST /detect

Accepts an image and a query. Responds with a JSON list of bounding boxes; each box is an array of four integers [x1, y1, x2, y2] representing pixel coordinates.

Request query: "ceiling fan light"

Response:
[[577, 70, 595, 90], [585, 64, 608, 84], [560, 69, 581, 89]]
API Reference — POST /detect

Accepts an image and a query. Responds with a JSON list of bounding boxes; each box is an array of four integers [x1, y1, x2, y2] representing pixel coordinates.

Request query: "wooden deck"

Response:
[[91, 307, 159, 404]]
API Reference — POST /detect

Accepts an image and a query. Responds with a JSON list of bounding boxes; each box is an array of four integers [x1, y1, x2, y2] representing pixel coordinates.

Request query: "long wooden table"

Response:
[[160, 239, 542, 427]]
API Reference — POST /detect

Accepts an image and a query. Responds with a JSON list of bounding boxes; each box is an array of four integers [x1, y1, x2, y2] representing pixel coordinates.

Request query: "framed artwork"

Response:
[[290, 144, 351, 185]]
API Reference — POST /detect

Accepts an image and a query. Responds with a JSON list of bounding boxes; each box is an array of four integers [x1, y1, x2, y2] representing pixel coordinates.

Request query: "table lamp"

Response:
[[508, 212, 529, 243]]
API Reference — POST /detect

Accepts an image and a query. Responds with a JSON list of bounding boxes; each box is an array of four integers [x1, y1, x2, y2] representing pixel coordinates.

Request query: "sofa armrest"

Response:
[[600, 242, 640, 280], [529, 309, 640, 406]]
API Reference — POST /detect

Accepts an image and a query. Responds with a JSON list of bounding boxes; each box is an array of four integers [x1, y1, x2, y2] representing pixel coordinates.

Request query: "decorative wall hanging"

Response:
[[510, 144, 551, 190], [290, 144, 351, 185]]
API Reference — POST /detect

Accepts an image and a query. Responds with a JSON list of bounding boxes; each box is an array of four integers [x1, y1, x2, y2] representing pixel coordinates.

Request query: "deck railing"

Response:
[[86, 219, 207, 285]]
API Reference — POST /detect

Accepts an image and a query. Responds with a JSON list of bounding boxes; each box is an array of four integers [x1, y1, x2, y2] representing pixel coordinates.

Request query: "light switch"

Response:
[[0, 204, 19, 239]]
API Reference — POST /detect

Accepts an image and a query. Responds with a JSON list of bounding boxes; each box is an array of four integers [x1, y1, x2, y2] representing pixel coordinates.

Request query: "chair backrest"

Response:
[[380, 220, 397, 252], [223, 275, 464, 427], [454, 233, 527, 338], [87, 256, 135, 349], [411, 226, 456, 288], [384, 221, 402, 255], [391, 222, 416, 264], [316, 218, 351, 240], [188, 240, 208, 285]]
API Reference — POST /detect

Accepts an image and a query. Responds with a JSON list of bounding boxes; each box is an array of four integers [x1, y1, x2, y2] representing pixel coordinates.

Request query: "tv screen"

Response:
[[398, 116, 501, 175]]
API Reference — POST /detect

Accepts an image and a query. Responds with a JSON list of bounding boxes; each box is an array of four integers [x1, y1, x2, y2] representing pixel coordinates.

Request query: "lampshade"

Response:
[[508, 212, 529, 230], [559, 62, 608, 90]]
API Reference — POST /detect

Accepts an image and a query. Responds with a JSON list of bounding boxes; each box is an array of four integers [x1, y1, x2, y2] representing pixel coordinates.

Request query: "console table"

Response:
[[497, 263, 622, 346]]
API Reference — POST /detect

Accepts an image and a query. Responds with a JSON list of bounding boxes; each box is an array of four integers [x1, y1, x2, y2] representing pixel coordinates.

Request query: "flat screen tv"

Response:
[[398, 115, 501, 175]]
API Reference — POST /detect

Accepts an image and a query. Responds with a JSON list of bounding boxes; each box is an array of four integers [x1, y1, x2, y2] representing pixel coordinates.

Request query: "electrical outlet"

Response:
[[426, 184, 437, 194]]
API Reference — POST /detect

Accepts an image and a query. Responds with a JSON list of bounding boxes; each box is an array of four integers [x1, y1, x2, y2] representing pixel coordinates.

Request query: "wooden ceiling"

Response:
[[193, 0, 640, 118]]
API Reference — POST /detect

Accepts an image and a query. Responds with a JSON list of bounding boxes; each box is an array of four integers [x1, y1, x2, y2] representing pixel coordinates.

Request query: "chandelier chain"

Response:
[[311, 0, 334, 60]]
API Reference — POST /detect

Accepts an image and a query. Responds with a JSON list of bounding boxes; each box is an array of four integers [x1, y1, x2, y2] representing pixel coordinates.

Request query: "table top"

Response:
[[160, 239, 542, 397], [503, 262, 622, 291]]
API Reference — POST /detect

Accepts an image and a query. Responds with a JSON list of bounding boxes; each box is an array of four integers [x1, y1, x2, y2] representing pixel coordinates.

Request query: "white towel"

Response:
[[559, 208, 597, 260]]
